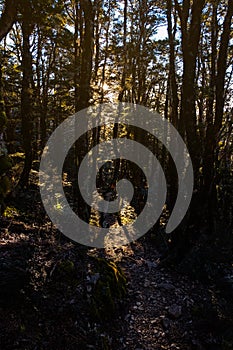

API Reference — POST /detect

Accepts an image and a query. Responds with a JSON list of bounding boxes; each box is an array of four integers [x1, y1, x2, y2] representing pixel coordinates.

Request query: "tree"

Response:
[[203, 0, 233, 198], [0, 0, 19, 210], [77, 0, 94, 111], [0, 0, 18, 41], [17, 0, 34, 187], [0, 0, 232, 269], [176, 0, 205, 174], [0, 65, 12, 212], [166, 0, 233, 264]]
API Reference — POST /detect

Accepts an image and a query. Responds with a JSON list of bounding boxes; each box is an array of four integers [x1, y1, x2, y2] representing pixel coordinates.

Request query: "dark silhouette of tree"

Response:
[[17, 0, 34, 188], [0, 0, 18, 41]]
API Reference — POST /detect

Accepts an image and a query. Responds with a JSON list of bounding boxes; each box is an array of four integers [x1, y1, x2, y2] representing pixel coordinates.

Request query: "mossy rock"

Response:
[[52, 259, 77, 284], [87, 258, 127, 321]]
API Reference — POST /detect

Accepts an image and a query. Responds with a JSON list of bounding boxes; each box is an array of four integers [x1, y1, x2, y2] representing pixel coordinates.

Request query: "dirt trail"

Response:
[[0, 205, 232, 350]]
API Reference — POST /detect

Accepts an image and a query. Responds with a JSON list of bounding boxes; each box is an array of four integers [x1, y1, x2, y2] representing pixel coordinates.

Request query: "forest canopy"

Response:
[[0, 0, 233, 349], [0, 0, 232, 239]]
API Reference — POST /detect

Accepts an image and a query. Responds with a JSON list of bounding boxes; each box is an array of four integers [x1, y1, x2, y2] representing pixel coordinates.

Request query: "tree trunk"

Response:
[[18, 0, 33, 188], [100, 1, 110, 103], [74, 0, 81, 113], [179, 0, 205, 178], [0, 0, 17, 41], [202, 0, 233, 227], [167, 0, 179, 128], [118, 0, 128, 102], [94, 0, 101, 82], [78, 0, 94, 111], [214, 0, 233, 134]]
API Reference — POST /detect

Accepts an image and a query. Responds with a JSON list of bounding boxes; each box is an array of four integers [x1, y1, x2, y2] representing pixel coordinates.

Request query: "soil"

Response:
[[0, 184, 233, 350]]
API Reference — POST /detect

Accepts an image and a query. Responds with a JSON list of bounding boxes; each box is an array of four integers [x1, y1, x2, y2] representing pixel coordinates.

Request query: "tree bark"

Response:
[[100, 0, 110, 103], [203, 0, 233, 193], [214, 0, 233, 134], [202, 0, 233, 226], [74, 0, 81, 113], [18, 0, 33, 188], [118, 0, 128, 102], [78, 0, 94, 111], [178, 0, 205, 177], [94, 0, 101, 82], [167, 0, 179, 128], [0, 0, 18, 41]]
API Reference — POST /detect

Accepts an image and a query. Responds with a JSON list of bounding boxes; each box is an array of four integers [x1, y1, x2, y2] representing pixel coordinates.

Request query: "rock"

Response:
[[162, 317, 170, 329], [168, 304, 182, 319], [145, 260, 157, 270], [150, 319, 157, 324], [87, 257, 127, 320], [144, 279, 150, 287], [158, 282, 176, 291]]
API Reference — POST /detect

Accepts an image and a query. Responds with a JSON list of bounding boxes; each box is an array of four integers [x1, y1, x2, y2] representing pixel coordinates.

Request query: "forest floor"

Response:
[[0, 174, 233, 350]]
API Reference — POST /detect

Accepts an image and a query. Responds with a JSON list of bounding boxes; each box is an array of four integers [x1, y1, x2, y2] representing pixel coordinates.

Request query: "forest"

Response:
[[0, 0, 233, 349]]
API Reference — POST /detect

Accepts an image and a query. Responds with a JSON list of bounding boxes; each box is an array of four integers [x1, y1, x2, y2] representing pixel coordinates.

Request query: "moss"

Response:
[[3, 206, 20, 218], [52, 259, 77, 284], [88, 258, 127, 321], [0, 110, 7, 131], [58, 259, 75, 273]]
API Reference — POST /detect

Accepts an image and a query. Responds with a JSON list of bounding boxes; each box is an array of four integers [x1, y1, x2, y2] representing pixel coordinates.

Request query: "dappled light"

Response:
[[0, 0, 232, 349]]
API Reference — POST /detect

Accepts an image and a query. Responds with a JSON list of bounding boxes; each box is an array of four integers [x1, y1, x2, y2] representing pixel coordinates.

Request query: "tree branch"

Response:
[[0, 0, 18, 41]]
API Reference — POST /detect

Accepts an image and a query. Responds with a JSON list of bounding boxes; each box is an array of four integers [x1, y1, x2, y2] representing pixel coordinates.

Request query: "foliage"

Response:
[[0, 0, 232, 276], [2, 205, 19, 218]]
